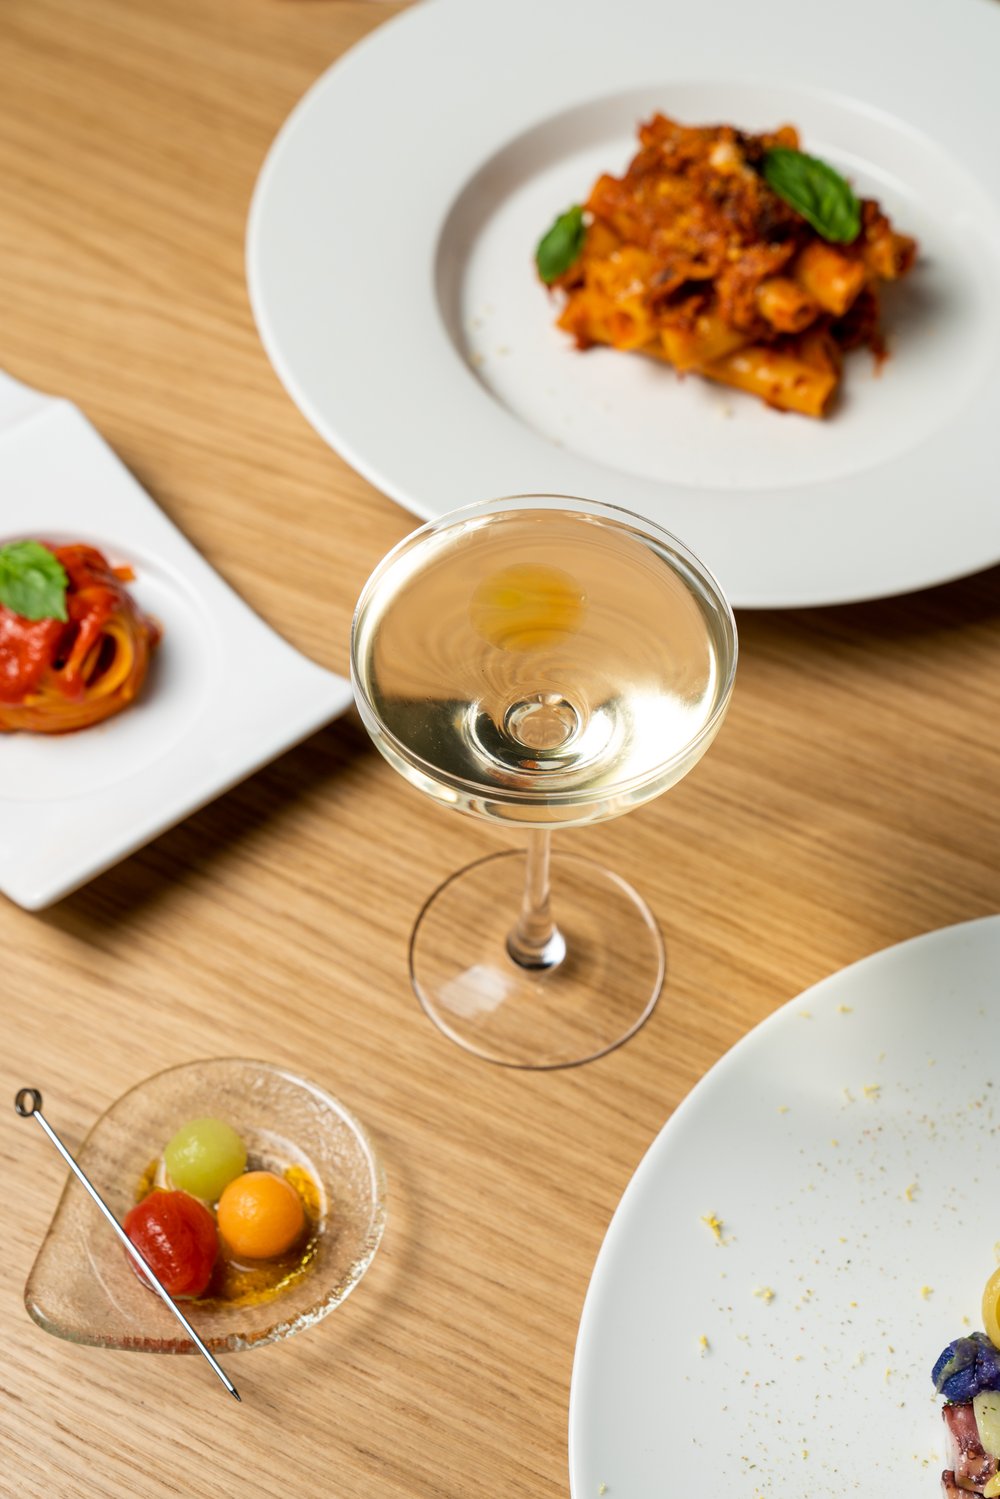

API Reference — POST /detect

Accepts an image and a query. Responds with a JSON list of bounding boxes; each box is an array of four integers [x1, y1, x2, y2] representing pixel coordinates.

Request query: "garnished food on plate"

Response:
[[0, 539, 160, 733], [932, 1259, 1000, 1494], [536, 113, 917, 417], [125, 1116, 321, 1307]]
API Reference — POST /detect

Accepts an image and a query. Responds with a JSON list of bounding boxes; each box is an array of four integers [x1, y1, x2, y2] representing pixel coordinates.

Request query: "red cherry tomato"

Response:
[[123, 1190, 218, 1298]]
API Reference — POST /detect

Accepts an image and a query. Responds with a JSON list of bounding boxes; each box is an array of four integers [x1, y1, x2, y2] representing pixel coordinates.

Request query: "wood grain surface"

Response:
[[2, 2, 998, 1495]]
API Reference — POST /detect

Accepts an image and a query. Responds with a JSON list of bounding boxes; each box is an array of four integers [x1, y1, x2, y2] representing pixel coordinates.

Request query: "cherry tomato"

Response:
[[123, 1189, 218, 1297], [217, 1171, 306, 1260], [164, 1117, 246, 1202]]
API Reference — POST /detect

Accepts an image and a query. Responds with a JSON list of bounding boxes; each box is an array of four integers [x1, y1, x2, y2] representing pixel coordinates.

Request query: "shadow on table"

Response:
[[739, 559, 1000, 649], [39, 710, 378, 937], [38, 560, 1000, 939]]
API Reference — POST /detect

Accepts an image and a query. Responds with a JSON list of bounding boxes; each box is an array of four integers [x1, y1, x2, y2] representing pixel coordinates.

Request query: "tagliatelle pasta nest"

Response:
[[0, 543, 160, 733], [539, 113, 917, 417]]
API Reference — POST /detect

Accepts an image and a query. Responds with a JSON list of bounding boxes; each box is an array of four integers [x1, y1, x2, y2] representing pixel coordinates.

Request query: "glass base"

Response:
[[409, 850, 664, 1068]]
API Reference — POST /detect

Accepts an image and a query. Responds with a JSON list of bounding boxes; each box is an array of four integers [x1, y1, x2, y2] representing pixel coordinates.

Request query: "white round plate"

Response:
[[568, 915, 1000, 1497], [247, 0, 1000, 609]]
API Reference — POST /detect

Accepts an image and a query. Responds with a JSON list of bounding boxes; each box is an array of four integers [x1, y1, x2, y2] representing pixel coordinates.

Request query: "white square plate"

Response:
[[0, 394, 353, 910]]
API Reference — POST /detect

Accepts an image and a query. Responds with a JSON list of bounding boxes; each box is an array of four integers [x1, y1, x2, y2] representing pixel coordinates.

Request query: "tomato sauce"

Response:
[[0, 542, 159, 733]]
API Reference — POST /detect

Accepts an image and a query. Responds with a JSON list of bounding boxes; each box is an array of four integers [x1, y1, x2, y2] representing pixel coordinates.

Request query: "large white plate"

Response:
[[0, 384, 353, 910], [569, 915, 1000, 1496], [247, 0, 1000, 609]]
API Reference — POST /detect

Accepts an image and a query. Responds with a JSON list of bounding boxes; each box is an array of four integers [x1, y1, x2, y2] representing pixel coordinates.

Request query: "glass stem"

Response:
[[506, 830, 567, 970]]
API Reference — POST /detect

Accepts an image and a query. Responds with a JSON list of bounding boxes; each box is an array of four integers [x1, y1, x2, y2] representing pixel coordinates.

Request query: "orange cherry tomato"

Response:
[[216, 1171, 306, 1260]]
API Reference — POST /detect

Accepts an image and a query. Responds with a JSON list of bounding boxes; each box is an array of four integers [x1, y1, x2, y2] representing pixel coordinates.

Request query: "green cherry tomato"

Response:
[[163, 1117, 247, 1202]]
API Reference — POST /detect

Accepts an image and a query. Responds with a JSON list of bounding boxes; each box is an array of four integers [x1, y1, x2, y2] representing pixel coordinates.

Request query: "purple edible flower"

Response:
[[933, 1332, 1000, 1402]]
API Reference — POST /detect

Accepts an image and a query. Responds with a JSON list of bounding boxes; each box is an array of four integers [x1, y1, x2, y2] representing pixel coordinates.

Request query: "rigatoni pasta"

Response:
[[537, 114, 917, 417]]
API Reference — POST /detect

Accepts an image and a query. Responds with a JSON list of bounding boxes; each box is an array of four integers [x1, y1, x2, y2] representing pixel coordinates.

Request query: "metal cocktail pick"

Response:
[[15, 1087, 241, 1401]]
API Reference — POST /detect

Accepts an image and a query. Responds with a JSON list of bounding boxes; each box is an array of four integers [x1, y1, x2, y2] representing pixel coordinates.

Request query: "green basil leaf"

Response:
[[0, 540, 69, 621], [762, 147, 861, 244], [536, 205, 586, 284]]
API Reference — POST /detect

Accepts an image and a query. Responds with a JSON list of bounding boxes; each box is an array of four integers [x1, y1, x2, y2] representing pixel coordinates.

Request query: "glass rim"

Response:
[[349, 493, 739, 806]]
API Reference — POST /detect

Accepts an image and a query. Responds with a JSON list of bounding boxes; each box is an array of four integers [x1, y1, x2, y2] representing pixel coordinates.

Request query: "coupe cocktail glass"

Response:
[[351, 495, 737, 1068]]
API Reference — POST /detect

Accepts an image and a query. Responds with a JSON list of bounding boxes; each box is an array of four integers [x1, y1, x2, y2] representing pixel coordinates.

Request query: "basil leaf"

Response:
[[762, 148, 861, 244], [536, 205, 586, 284], [0, 540, 68, 621]]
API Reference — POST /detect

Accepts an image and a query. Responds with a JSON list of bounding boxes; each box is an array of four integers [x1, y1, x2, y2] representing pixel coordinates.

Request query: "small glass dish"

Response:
[[24, 1058, 386, 1353]]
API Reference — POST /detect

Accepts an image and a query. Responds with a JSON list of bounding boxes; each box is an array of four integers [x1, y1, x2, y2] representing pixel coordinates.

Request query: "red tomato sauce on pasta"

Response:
[[0, 543, 160, 733]]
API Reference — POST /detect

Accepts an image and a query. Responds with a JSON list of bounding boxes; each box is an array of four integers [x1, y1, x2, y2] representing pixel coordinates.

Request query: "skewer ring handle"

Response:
[[15, 1088, 42, 1117]]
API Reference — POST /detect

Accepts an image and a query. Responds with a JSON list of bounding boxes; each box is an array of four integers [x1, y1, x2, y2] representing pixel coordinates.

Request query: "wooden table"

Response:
[[2, 2, 998, 1494]]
